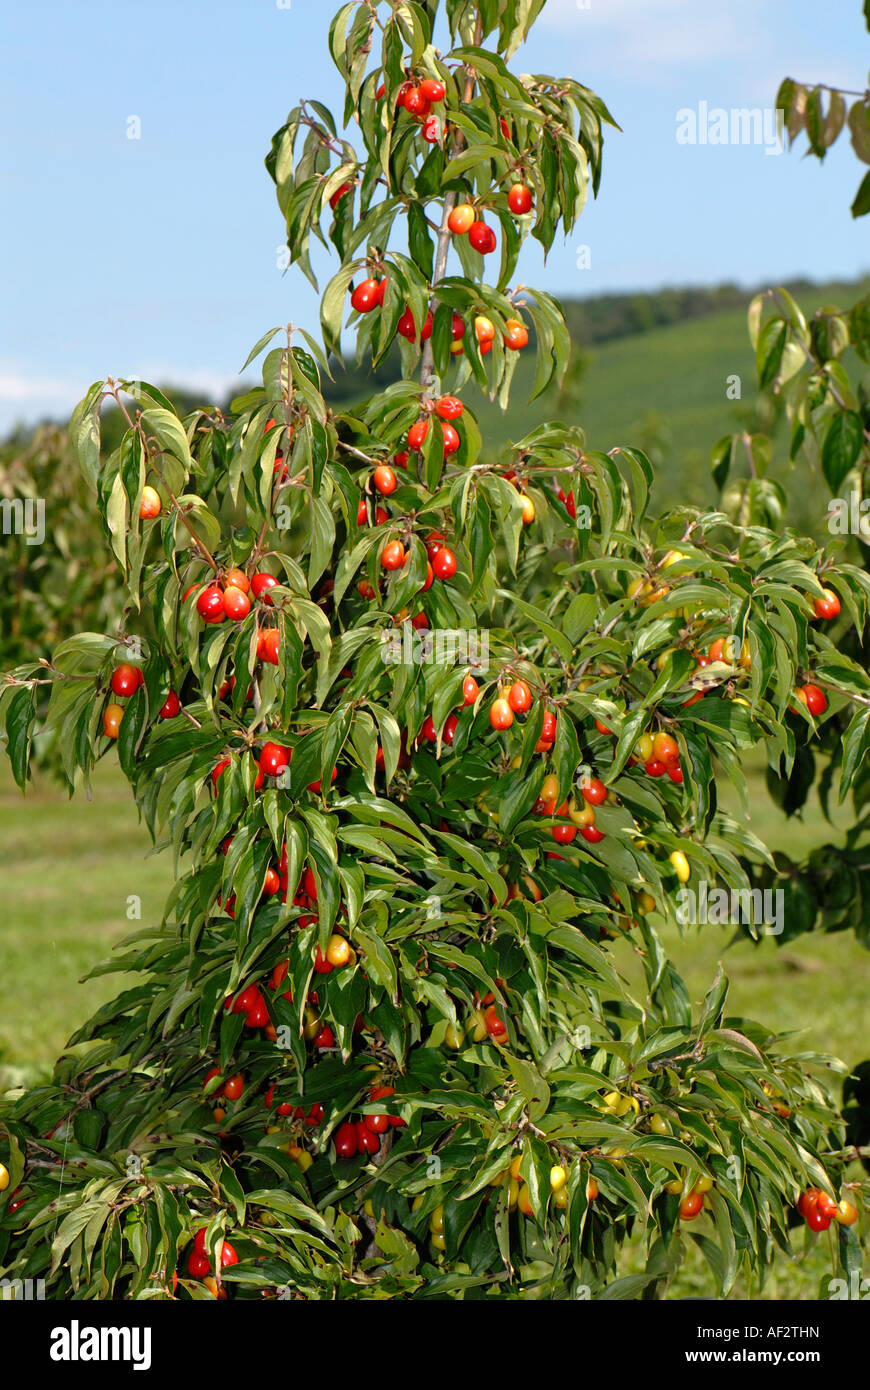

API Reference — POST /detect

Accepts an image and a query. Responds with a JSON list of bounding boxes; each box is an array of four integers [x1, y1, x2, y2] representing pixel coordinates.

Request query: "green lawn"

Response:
[[0, 762, 173, 1081]]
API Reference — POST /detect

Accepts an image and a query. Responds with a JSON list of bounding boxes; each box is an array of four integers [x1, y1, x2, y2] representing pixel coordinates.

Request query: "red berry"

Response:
[[111, 664, 144, 698], [441, 422, 460, 455], [258, 629, 281, 665], [381, 540, 406, 571], [350, 278, 381, 314], [408, 420, 429, 452], [333, 1123, 358, 1156], [552, 823, 577, 844], [431, 547, 457, 581], [159, 690, 181, 719], [259, 741, 290, 776], [799, 683, 827, 716], [468, 221, 497, 254], [188, 1251, 210, 1279], [197, 586, 226, 623], [679, 1193, 704, 1221], [251, 572, 278, 604], [580, 825, 605, 844], [436, 394, 464, 421], [397, 306, 417, 340], [403, 86, 430, 117], [489, 698, 514, 731], [223, 585, 251, 621], [813, 588, 841, 620], [373, 465, 397, 496], [463, 674, 479, 706], [507, 679, 532, 714], [581, 777, 607, 806], [329, 180, 352, 210], [419, 78, 446, 103], [507, 183, 533, 215]]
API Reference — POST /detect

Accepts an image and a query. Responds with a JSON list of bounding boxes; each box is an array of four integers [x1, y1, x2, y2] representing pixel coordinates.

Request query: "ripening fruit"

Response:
[[251, 572, 278, 604], [806, 1204, 832, 1232], [679, 1192, 704, 1221], [436, 394, 464, 421], [222, 1073, 244, 1101], [419, 76, 446, 103], [462, 674, 479, 706], [507, 182, 533, 215], [649, 1113, 670, 1136], [552, 823, 577, 844], [103, 703, 125, 739], [520, 494, 535, 524], [581, 776, 607, 806], [692, 1175, 714, 1194], [159, 690, 181, 719], [431, 546, 457, 581], [258, 629, 280, 665], [197, 586, 226, 623], [652, 732, 679, 764], [504, 318, 529, 350], [669, 850, 690, 883], [507, 679, 532, 713], [468, 220, 497, 254], [489, 698, 514, 731], [403, 85, 430, 116], [835, 1199, 859, 1226], [350, 277, 382, 314], [224, 568, 249, 593], [325, 934, 352, 968], [474, 315, 496, 344], [373, 464, 397, 496], [441, 422, 460, 455], [0, 1164, 9, 1191], [813, 588, 841, 620], [795, 682, 827, 716], [517, 1184, 534, 1217], [111, 664, 144, 698], [381, 541, 406, 571], [329, 180, 352, 210], [448, 203, 475, 235], [139, 486, 162, 519], [223, 585, 251, 621], [259, 741, 290, 777], [188, 1251, 211, 1279], [550, 1165, 567, 1192]]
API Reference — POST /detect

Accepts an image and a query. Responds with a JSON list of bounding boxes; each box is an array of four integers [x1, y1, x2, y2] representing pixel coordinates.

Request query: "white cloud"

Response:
[[0, 372, 79, 404], [0, 364, 247, 438]]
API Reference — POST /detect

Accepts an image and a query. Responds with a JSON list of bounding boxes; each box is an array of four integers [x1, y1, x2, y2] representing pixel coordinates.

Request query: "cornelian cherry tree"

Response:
[[0, 0, 868, 1300]]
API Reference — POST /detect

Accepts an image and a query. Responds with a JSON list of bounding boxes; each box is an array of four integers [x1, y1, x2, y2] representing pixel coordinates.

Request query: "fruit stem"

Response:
[[419, 8, 484, 392]]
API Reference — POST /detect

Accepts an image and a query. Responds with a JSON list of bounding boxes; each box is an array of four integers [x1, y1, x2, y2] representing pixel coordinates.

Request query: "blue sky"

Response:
[[1, 0, 868, 433]]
